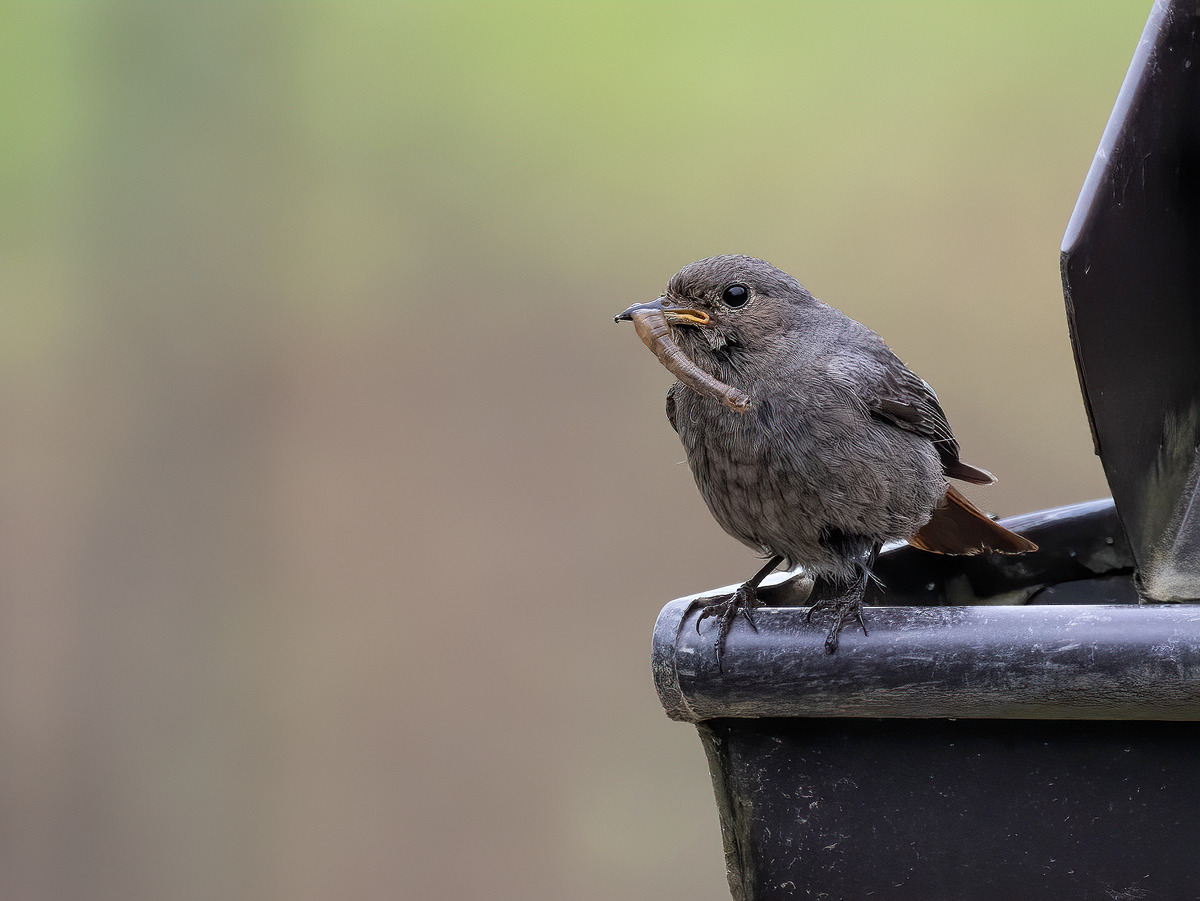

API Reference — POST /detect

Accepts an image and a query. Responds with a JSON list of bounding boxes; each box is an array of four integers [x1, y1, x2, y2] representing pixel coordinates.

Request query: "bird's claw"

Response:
[[804, 595, 868, 654], [696, 584, 761, 670]]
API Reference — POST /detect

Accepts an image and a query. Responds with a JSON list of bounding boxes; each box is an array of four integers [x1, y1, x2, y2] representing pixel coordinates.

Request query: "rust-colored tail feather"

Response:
[[909, 484, 1038, 555]]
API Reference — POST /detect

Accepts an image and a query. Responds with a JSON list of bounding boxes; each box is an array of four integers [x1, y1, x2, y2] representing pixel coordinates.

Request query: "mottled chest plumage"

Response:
[[668, 378, 945, 577]]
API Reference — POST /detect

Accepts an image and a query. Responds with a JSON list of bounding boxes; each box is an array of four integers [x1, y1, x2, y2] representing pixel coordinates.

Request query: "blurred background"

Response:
[[0, 2, 1146, 899]]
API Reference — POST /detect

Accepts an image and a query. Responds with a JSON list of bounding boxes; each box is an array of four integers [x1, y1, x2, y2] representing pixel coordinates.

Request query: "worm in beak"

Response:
[[616, 300, 751, 413]]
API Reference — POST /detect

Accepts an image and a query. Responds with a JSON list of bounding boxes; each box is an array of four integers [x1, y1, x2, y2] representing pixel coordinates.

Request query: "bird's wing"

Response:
[[665, 385, 679, 433], [838, 347, 995, 485]]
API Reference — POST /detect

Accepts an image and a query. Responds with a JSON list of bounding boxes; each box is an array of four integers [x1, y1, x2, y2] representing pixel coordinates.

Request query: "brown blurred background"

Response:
[[0, 3, 1145, 899]]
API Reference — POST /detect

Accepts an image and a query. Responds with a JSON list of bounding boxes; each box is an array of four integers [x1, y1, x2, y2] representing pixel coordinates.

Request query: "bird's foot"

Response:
[[696, 582, 762, 670], [804, 594, 868, 654]]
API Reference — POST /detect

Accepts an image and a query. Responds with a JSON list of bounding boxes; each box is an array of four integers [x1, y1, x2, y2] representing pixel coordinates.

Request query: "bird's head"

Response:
[[616, 255, 813, 368]]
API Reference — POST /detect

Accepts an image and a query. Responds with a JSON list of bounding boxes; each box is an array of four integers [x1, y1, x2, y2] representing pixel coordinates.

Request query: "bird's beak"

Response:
[[614, 296, 711, 326]]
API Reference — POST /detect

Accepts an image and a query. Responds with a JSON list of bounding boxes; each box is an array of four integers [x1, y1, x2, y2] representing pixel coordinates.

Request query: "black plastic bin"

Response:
[[651, 501, 1199, 899]]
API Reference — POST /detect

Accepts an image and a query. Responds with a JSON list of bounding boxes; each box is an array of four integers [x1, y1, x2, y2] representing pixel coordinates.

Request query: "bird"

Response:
[[616, 255, 1036, 661]]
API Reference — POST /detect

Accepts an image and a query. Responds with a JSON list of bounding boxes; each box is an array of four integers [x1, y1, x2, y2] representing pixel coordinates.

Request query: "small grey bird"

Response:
[[617, 255, 1036, 660]]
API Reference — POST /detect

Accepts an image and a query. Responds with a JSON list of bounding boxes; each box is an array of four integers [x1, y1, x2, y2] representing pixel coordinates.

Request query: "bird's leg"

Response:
[[696, 555, 783, 668], [804, 548, 879, 654]]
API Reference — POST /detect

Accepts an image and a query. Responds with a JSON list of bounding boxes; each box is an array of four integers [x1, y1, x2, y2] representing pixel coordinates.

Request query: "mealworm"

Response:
[[629, 308, 751, 413]]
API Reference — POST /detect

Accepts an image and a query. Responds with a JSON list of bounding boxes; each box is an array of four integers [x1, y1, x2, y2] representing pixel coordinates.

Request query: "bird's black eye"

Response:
[[722, 284, 749, 307]]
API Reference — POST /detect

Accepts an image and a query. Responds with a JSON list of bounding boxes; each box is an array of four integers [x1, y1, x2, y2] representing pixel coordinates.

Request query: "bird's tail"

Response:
[[908, 484, 1037, 555]]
